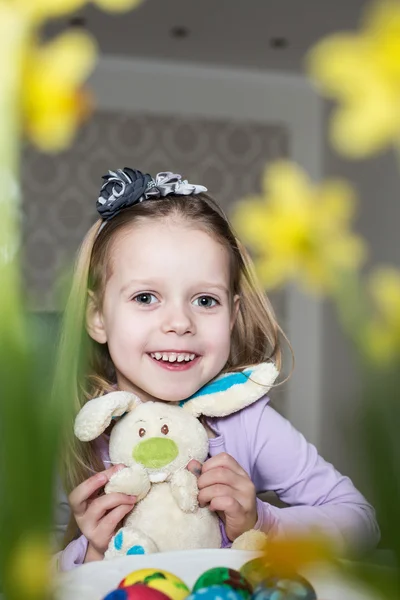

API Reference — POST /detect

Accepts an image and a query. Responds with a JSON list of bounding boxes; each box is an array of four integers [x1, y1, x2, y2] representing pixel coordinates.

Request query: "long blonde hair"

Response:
[[56, 192, 286, 545]]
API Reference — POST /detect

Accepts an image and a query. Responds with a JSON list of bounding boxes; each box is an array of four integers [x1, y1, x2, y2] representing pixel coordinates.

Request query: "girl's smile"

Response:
[[147, 352, 201, 372]]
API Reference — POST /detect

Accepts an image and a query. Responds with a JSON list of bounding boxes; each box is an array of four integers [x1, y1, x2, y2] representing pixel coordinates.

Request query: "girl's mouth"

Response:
[[147, 352, 200, 371]]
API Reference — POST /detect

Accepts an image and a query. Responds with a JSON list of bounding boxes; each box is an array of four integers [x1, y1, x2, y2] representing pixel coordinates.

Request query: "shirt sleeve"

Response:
[[54, 535, 88, 572], [247, 399, 380, 555]]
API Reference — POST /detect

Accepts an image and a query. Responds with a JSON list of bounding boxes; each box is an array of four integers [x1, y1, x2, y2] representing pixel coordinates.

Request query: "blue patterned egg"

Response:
[[187, 584, 244, 600], [252, 574, 316, 600]]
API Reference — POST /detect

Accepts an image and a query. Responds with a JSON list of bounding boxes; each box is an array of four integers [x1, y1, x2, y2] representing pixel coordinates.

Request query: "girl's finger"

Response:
[[209, 495, 243, 517], [99, 502, 136, 534], [198, 483, 236, 507], [86, 492, 136, 523], [201, 453, 247, 478], [69, 465, 125, 516], [198, 466, 246, 492], [187, 459, 202, 478]]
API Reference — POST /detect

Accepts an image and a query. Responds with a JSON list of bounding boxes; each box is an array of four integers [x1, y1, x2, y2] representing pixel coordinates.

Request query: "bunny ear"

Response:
[[74, 391, 141, 441], [181, 362, 279, 418]]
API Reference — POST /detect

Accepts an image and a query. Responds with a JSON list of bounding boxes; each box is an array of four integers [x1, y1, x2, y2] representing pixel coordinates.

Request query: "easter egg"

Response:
[[252, 574, 317, 600], [187, 585, 244, 600], [192, 567, 252, 599], [119, 568, 190, 600], [104, 584, 172, 599], [239, 557, 272, 588]]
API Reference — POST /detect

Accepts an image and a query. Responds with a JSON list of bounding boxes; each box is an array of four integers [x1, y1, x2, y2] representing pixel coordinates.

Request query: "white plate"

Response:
[[55, 549, 382, 600]]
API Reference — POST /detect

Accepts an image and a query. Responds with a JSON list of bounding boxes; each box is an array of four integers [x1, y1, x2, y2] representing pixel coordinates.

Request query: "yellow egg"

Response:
[[119, 568, 190, 600]]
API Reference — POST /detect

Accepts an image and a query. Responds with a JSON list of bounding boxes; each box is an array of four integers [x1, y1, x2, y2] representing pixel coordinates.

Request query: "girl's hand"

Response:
[[188, 453, 257, 541], [68, 464, 137, 562]]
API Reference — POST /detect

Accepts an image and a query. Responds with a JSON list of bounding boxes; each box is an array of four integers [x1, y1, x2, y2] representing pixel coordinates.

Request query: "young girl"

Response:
[[56, 168, 379, 571]]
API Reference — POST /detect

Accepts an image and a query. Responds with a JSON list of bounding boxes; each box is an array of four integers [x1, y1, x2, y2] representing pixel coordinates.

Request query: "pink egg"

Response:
[[104, 583, 173, 600]]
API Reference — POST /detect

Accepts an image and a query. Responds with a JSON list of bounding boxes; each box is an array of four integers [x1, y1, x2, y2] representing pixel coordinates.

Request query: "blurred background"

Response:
[[24, 0, 400, 500]]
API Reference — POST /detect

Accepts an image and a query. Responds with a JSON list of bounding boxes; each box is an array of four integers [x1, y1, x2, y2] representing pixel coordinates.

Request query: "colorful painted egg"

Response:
[[104, 584, 172, 599], [119, 568, 189, 600], [187, 584, 244, 600], [192, 567, 252, 599], [239, 557, 272, 588], [252, 574, 317, 600]]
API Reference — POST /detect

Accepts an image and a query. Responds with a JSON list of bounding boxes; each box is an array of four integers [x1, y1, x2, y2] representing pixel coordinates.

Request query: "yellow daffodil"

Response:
[[232, 161, 366, 294], [263, 534, 335, 577], [14, 0, 145, 22], [307, 0, 400, 158], [363, 267, 400, 364], [23, 31, 97, 152], [7, 534, 51, 599]]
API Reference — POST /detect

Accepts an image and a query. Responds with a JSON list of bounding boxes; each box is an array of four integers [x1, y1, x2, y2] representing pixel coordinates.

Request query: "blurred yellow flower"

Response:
[[233, 161, 366, 294], [14, 0, 145, 21], [23, 31, 97, 152], [307, 0, 400, 158], [8, 534, 51, 599], [363, 267, 400, 364], [263, 534, 335, 576]]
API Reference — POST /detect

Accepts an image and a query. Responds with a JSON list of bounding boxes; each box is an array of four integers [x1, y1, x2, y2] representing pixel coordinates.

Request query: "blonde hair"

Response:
[[56, 192, 287, 545]]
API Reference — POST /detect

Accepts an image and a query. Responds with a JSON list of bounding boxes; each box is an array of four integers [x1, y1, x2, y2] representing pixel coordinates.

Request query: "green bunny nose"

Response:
[[133, 437, 178, 469]]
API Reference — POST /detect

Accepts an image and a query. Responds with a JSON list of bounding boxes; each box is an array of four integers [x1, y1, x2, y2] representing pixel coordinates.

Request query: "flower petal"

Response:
[[95, 0, 145, 11], [306, 34, 371, 98], [32, 31, 97, 86], [24, 31, 97, 151], [15, 0, 86, 21], [369, 267, 400, 322], [330, 91, 400, 157]]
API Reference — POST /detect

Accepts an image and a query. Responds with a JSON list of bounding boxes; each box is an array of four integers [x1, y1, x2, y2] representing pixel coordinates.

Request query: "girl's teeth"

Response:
[[151, 352, 197, 363]]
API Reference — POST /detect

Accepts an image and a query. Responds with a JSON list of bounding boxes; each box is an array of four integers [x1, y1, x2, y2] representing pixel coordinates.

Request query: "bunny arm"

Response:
[[105, 465, 151, 501], [170, 469, 199, 512]]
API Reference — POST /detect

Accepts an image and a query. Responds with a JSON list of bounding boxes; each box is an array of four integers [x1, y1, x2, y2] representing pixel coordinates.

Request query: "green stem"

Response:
[[0, 9, 55, 600], [330, 270, 371, 367], [0, 9, 26, 347]]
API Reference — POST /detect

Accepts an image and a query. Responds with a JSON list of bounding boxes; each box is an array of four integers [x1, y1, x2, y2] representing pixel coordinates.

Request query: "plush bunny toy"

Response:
[[74, 362, 278, 559]]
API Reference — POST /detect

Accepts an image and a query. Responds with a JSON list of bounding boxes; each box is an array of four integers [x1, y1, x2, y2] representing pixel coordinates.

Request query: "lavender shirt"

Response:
[[57, 396, 380, 571]]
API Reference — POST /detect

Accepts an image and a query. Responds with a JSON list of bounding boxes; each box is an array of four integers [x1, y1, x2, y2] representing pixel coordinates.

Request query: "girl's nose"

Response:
[[161, 304, 195, 336]]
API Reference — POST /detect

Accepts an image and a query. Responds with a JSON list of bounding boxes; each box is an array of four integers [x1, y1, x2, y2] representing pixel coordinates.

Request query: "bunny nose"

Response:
[[133, 437, 178, 469]]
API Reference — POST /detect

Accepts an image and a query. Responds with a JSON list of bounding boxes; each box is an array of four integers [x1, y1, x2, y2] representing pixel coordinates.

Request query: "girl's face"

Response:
[[87, 219, 239, 402]]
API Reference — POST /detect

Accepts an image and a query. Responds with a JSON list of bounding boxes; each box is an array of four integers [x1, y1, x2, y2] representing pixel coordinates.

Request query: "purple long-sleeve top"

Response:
[[57, 395, 380, 571]]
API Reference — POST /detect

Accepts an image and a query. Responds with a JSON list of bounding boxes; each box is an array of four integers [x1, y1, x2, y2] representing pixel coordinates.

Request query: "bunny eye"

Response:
[[139, 428, 146, 438], [161, 424, 169, 435]]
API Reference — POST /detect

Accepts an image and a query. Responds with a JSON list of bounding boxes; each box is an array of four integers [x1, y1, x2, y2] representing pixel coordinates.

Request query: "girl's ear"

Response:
[[230, 294, 240, 331], [86, 290, 107, 344]]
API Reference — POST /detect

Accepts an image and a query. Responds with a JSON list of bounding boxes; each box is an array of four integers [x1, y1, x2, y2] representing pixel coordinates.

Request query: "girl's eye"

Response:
[[133, 293, 157, 305], [194, 296, 219, 308], [139, 428, 146, 437]]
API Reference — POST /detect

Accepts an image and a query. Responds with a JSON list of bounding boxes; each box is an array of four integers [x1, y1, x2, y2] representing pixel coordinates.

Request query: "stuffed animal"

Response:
[[74, 362, 278, 559]]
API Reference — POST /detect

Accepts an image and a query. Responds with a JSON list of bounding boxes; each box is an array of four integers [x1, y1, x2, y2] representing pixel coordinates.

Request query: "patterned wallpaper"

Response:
[[21, 110, 287, 312]]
